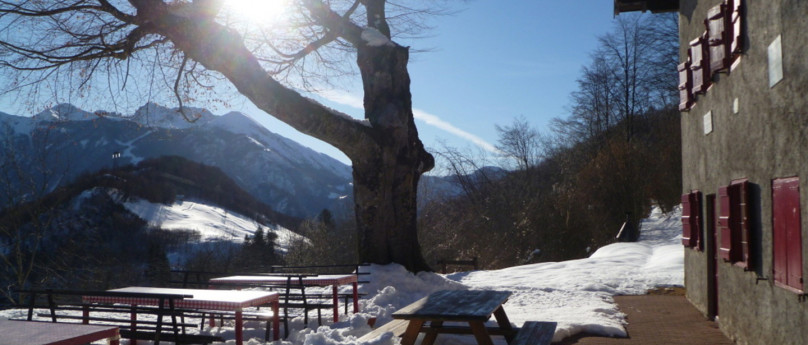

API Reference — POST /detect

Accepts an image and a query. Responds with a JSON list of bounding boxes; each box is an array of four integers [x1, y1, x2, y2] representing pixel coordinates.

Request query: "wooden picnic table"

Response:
[[209, 274, 359, 322], [392, 290, 516, 345], [83, 287, 279, 345], [0, 319, 120, 345]]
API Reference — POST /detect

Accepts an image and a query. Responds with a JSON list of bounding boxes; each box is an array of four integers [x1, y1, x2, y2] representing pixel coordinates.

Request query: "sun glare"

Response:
[[223, 0, 290, 25]]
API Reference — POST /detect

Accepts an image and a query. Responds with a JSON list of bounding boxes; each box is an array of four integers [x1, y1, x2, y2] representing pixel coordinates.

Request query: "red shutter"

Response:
[[773, 177, 803, 291], [718, 186, 732, 261], [732, 180, 751, 268], [707, 4, 728, 72], [678, 60, 693, 111], [682, 193, 693, 246], [728, 0, 742, 57], [681, 192, 702, 248], [690, 35, 711, 94], [693, 191, 703, 250]]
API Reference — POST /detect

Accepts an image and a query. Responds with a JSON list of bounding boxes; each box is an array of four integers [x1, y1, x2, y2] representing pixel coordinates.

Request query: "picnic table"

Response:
[[392, 290, 517, 345], [83, 287, 279, 345], [209, 274, 359, 322], [0, 319, 120, 345]]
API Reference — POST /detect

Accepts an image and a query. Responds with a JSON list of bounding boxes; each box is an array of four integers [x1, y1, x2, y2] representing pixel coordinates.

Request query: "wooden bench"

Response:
[[511, 321, 557, 345], [436, 258, 479, 274], [357, 319, 409, 342], [358, 320, 556, 345], [12, 289, 224, 345]]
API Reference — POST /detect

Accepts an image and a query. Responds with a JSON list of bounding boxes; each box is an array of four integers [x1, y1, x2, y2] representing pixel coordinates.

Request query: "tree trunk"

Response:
[[128, 1, 435, 272], [353, 42, 434, 272]]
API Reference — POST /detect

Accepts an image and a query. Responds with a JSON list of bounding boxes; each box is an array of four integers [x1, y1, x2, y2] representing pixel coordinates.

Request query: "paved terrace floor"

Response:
[[555, 294, 734, 344]]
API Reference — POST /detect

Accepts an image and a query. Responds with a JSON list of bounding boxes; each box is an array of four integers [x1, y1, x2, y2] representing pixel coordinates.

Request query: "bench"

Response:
[[12, 289, 224, 345], [356, 319, 409, 342], [511, 321, 557, 345], [269, 263, 371, 314], [436, 258, 479, 274], [358, 320, 556, 345]]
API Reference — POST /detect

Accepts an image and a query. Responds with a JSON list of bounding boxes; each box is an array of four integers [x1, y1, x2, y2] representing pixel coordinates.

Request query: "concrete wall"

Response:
[[680, 0, 808, 344]]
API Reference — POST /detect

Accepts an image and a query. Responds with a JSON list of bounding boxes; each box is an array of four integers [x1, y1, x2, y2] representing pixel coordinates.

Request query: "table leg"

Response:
[[332, 285, 339, 322], [109, 332, 120, 345], [272, 300, 280, 341], [421, 321, 443, 345], [469, 321, 494, 345], [400, 320, 425, 345], [352, 282, 359, 313], [235, 310, 243, 345], [129, 305, 138, 345], [493, 306, 516, 343]]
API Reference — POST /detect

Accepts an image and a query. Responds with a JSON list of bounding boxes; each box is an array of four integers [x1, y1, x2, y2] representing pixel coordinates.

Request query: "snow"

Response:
[[288, 205, 683, 345], [120, 196, 305, 253], [361, 27, 395, 47], [32, 103, 96, 122], [0, 205, 684, 345]]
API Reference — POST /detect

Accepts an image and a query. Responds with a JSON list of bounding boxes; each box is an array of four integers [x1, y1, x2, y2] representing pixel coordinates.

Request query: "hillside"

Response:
[[0, 156, 303, 291]]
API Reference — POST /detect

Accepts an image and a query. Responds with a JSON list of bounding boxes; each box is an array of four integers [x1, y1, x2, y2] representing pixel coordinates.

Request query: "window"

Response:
[[682, 191, 703, 249], [718, 179, 751, 267], [689, 34, 711, 94], [772, 177, 803, 292], [706, 3, 728, 73], [678, 58, 693, 111]]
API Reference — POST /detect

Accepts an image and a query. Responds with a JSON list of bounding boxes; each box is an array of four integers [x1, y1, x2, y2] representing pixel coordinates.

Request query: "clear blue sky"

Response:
[[1, 1, 620, 166], [237, 0, 619, 165]]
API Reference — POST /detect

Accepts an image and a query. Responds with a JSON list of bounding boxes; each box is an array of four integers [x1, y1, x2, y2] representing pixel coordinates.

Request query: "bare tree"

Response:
[[0, 0, 445, 271], [568, 55, 616, 141], [596, 13, 677, 141], [0, 124, 73, 300], [495, 116, 544, 171]]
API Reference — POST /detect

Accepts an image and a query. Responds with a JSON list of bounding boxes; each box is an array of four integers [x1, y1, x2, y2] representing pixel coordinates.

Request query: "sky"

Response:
[[232, 1, 620, 165], [0, 203, 685, 344], [0, 1, 621, 167]]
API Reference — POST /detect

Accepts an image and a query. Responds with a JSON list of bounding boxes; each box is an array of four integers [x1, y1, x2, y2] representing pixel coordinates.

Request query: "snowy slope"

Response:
[[121, 197, 306, 253]]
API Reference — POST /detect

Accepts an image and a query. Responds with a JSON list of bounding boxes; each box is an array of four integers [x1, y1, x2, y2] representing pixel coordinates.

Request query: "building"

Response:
[[616, 0, 808, 344]]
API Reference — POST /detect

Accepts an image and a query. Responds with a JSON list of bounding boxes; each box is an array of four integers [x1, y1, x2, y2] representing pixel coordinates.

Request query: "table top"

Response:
[[0, 319, 119, 345], [210, 274, 358, 286], [392, 290, 511, 322], [83, 287, 278, 310]]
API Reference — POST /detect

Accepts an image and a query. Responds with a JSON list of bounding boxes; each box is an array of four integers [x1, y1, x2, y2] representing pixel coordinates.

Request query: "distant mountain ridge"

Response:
[[0, 102, 353, 217]]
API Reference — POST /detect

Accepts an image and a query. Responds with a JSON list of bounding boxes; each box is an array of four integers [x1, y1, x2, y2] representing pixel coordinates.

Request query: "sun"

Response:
[[222, 0, 291, 25]]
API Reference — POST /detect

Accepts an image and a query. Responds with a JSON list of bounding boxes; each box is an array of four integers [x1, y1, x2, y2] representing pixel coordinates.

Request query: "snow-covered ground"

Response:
[[0, 205, 683, 344]]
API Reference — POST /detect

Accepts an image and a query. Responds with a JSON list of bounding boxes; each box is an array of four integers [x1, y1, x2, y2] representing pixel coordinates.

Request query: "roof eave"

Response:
[[614, 0, 679, 16]]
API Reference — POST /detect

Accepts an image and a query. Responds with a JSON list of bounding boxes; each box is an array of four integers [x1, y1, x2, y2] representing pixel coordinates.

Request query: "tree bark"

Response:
[[353, 42, 433, 271]]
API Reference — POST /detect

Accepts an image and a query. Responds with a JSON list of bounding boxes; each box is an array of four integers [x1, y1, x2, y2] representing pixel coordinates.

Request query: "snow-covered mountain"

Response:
[[0, 102, 353, 217]]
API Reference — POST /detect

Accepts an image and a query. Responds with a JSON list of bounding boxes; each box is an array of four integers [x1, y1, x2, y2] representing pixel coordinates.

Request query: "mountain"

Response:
[[0, 102, 353, 217]]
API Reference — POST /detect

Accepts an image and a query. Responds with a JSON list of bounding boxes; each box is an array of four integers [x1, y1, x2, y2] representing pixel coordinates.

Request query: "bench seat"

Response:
[[120, 330, 223, 345], [511, 321, 557, 345], [356, 319, 409, 342]]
